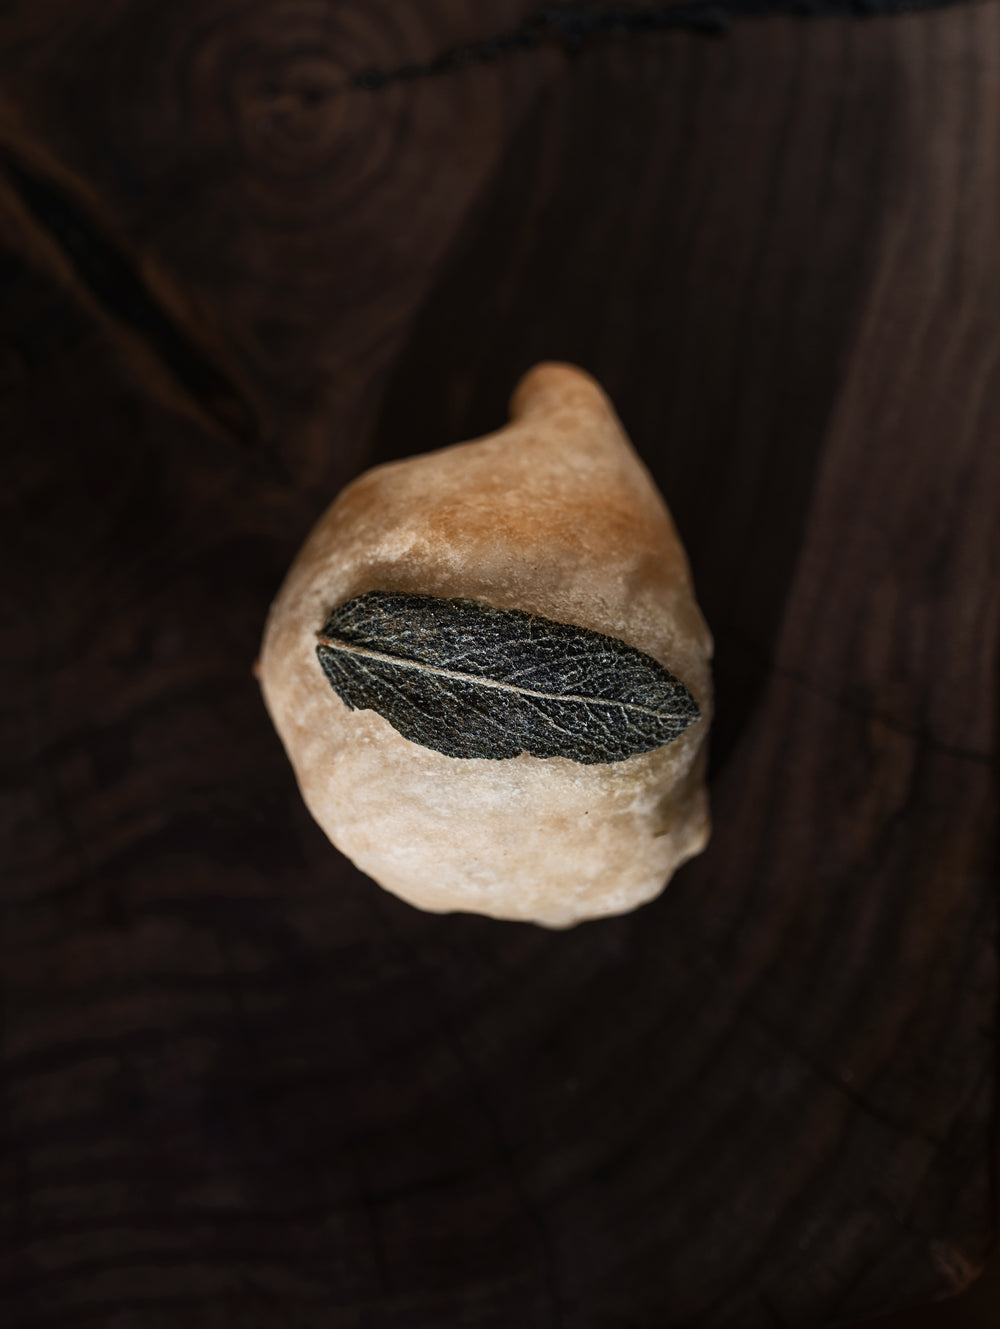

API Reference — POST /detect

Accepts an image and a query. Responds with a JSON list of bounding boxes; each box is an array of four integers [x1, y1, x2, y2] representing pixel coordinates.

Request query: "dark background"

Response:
[[1, 2, 996, 1326]]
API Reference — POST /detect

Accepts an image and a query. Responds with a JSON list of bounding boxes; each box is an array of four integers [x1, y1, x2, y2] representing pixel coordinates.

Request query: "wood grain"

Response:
[[1, 2, 996, 1327]]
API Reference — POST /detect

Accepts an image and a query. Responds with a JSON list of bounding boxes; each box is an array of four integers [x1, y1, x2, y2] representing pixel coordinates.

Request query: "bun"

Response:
[[258, 362, 712, 927]]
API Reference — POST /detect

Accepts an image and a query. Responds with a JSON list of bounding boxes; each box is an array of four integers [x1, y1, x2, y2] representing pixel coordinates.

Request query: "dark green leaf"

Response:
[[315, 591, 700, 764]]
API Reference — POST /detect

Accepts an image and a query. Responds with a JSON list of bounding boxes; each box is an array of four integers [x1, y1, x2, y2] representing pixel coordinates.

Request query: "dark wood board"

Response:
[[0, 3, 996, 1327]]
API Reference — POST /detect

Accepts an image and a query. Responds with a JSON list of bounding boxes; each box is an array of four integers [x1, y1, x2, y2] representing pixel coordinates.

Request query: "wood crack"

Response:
[[343, 0, 981, 94], [0, 146, 258, 446]]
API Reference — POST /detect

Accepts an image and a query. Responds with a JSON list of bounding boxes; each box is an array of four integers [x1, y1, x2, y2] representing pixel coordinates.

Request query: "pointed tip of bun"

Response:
[[509, 361, 609, 421]]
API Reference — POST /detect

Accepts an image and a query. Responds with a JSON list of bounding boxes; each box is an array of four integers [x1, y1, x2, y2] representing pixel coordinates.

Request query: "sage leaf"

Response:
[[315, 591, 700, 764]]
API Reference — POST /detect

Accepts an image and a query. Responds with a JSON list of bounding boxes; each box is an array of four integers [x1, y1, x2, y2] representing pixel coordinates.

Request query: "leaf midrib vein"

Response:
[[316, 635, 688, 720]]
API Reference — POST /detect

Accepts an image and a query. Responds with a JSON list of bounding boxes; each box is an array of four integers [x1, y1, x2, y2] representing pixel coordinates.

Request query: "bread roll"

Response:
[[259, 362, 712, 927]]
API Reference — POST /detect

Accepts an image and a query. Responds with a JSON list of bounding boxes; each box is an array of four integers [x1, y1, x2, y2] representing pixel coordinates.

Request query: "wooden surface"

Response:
[[1, 3, 997, 1326]]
